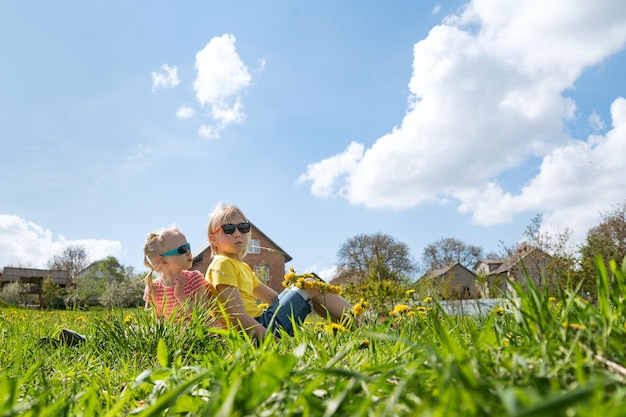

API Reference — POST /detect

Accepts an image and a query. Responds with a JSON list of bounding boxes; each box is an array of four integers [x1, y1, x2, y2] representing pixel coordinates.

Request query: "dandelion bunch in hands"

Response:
[[282, 268, 343, 295]]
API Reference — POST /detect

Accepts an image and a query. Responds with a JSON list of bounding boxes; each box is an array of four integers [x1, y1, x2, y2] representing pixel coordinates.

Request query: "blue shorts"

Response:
[[255, 287, 312, 336]]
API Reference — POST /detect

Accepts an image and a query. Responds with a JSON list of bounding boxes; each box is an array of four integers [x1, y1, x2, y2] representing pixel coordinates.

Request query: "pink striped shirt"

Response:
[[144, 270, 207, 321]]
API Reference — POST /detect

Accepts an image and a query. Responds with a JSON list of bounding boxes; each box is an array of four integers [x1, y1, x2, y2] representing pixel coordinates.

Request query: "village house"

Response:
[[192, 221, 292, 293], [418, 262, 479, 300], [474, 245, 553, 297]]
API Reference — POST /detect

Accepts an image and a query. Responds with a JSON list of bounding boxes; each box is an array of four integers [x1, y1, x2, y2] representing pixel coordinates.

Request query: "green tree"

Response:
[[578, 201, 626, 297], [99, 276, 145, 308], [74, 256, 127, 306], [41, 277, 65, 309], [333, 233, 416, 285], [341, 254, 412, 314], [0, 282, 20, 305]]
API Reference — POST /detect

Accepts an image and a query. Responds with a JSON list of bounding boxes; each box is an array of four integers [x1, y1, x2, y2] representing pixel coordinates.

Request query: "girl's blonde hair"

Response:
[[143, 225, 182, 284], [207, 203, 249, 257]]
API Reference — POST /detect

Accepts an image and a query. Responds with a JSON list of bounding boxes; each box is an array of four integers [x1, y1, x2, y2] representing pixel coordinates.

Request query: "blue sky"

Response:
[[1, 1, 626, 279]]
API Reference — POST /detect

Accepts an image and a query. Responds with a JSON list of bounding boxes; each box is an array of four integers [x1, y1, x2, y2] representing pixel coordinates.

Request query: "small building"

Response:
[[418, 263, 479, 300], [1, 267, 71, 287], [1, 267, 71, 307], [192, 221, 292, 293]]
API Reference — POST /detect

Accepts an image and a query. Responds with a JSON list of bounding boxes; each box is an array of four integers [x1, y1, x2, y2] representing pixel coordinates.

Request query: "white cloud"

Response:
[[151, 64, 180, 92], [297, 142, 364, 198], [176, 105, 195, 119], [459, 97, 626, 240], [198, 124, 220, 140], [309, 265, 337, 282], [588, 110, 605, 131], [193, 34, 252, 138], [0, 214, 122, 269], [298, 0, 626, 245]]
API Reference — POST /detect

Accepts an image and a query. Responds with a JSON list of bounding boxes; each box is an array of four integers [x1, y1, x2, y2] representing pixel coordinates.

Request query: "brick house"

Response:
[[192, 222, 292, 293]]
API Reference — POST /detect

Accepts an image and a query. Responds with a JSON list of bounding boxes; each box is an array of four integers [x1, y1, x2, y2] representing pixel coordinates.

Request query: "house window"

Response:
[[248, 239, 261, 254], [255, 265, 270, 283]]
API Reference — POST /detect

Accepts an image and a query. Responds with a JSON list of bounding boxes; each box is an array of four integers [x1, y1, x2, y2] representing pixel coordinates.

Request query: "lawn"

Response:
[[1, 258, 626, 416]]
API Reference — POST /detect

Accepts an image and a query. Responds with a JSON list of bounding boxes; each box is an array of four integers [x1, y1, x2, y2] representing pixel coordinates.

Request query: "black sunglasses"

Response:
[[160, 243, 191, 257], [214, 222, 251, 235]]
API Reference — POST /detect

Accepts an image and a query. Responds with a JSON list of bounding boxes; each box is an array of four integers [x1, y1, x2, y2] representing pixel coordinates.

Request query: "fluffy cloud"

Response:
[[151, 64, 180, 92], [193, 34, 251, 139], [299, 0, 626, 244], [0, 215, 121, 269], [176, 105, 195, 119]]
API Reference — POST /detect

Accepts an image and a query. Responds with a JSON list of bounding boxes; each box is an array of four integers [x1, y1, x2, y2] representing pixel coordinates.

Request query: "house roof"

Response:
[[486, 247, 551, 275], [1, 267, 70, 285], [423, 262, 476, 280], [473, 258, 506, 269], [192, 221, 293, 263]]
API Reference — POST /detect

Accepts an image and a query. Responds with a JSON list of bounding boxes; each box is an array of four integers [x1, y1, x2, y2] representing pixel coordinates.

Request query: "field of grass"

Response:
[[2, 258, 626, 416]]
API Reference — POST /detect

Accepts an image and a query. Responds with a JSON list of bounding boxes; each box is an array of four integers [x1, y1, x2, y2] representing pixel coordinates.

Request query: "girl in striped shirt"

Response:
[[143, 226, 214, 322]]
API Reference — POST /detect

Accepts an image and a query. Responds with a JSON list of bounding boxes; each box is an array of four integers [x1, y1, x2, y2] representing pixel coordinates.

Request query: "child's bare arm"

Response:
[[216, 284, 270, 341], [253, 283, 278, 304]]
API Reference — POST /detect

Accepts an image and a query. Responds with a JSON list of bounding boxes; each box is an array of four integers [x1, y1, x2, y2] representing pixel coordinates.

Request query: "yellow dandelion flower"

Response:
[[352, 304, 365, 317], [562, 322, 586, 330], [124, 315, 134, 325], [494, 307, 505, 316], [284, 268, 345, 296], [548, 297, 557, 303], [282, 272, 296, 288], [358, 339, 370, 349], [423, 297, 433, 303], [390, 304, 410, 316], [405, 289, 415, 296], [407, 311, 415, 317], [324, 323, 346, 334]]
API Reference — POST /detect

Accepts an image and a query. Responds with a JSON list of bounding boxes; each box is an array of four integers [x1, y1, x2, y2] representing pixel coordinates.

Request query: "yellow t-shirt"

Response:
[[206, 254, 264, 318]]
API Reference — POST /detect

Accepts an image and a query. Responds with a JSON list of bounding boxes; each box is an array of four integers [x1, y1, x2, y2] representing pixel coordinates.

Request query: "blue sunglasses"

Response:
[[160, 243, 191, 257]]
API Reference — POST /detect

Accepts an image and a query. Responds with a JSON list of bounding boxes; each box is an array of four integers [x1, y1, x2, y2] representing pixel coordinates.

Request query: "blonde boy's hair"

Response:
[[207, 203, 249, 257]]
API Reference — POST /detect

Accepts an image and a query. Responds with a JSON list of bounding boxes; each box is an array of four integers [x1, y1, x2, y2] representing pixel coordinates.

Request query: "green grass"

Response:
[[2, 257, 626, 416]]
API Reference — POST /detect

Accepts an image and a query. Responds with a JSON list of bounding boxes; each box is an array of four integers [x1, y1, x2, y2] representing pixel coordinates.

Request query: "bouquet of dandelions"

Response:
[[282, 268, 369, 324], [282, 268, 343, 295]]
